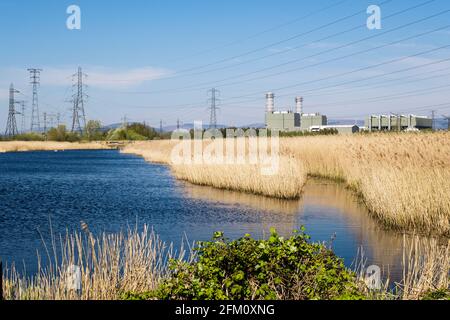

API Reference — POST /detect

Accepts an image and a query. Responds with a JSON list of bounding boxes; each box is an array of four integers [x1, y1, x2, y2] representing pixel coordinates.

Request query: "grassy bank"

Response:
[[123, 140, 307, 199], [122, 132, 450, 236], [0, 141, 110, 153], [2, 227, 448, 300]]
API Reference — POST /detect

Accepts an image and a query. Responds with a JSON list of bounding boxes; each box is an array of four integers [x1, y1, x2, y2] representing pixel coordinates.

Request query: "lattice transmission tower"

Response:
[[71, 67, 88, 134], [208, 88, 220, 129], [18, 101, 26, 133], [443, 114, 450, 130], [5, 84, 20, 137], [28, 68, 42, 132]]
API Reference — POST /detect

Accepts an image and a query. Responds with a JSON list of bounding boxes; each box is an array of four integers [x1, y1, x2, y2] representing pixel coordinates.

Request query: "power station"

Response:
[[265, 93, 327, 131], [265, 92, 434, 134], [264, 92, 359, 134]]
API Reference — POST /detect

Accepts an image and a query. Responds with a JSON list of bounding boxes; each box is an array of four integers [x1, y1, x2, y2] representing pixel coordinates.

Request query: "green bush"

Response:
[[46, 125, 80, 142], [151, 229, 364, 300], [127, 123, 159, 140], [106, 127, 148, 141], [12, 132, 45, 141], [420, 289, 450, 300]]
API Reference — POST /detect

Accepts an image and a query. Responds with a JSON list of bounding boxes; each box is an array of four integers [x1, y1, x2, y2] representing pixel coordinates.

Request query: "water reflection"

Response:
[[180, 179, 407, 280], [0, 150, 439, 284]]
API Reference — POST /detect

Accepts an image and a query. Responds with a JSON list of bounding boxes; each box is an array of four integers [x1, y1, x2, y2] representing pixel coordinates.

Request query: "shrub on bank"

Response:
[[420, 289, 450, 300], [125, 229, 364, 300], [10, 132, 45, 141]]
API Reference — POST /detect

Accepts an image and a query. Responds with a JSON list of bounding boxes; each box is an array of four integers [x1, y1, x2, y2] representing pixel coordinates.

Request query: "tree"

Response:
[[47, 125, 68, 142], [127, 123, 159, 140], [85, 120, 103, 141]]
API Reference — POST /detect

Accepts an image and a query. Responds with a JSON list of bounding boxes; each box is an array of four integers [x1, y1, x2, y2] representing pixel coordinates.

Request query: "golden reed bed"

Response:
[[0, 141, 109, 153], [122, 133, 450, 236]]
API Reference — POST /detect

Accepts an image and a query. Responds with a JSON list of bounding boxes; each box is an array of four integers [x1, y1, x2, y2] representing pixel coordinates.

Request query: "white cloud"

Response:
[[42, 66, 172, 88], [0, 66, 173, 90]]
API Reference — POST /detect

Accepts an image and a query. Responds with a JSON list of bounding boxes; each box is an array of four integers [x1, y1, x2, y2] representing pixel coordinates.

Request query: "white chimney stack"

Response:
[[295, 96, 303, 115], [266, 92, 275, 113]]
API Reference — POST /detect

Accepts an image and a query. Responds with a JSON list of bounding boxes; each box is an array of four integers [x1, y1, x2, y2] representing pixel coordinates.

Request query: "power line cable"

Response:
[[122, 2, 445, 95], [184, 17, 450, 93], [112, 0, 394, 89], [217, 56, 450, 108], [163, 0, 350, 64], [95, 56, 450, 113], [221, 44, 450, 104], [307, 83, 450, 109], [154, 0, 432, 82]]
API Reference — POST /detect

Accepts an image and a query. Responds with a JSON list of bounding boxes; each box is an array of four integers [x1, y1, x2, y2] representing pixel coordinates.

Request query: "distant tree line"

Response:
[[0, 121, 171, 142], [1, 123, 341, 142]]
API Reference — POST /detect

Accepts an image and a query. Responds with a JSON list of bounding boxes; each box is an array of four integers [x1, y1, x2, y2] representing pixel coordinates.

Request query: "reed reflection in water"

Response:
[[180, 179, 410, 281]]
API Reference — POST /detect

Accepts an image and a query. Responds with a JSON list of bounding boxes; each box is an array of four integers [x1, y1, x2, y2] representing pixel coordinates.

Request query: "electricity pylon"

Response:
[[208, 88, 220, 129], [5, 84, 20, 137], [71, 67, 88, 134], [28, 68, 42, 132]]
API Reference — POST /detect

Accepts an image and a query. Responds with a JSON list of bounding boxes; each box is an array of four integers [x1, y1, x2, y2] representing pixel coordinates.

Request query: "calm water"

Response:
[[0, 150, 406, 278]]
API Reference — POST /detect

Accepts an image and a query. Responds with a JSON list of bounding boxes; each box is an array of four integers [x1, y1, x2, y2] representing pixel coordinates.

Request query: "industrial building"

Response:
[[299, 113, 328, 131], [265, 93, 328, 132], [265, 111, 301, 131], [264, 93, 433, 134], [365, 115, 432, 132]]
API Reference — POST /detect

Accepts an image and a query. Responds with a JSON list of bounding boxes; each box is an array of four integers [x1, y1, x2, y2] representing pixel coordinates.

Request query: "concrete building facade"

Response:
[[265, 111, 301, 131], [299, 113, 328, 131], [365, 115, 432, 132]]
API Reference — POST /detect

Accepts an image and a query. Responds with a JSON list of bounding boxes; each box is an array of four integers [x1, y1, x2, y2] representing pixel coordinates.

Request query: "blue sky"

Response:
[[1, 0, 450, 129]]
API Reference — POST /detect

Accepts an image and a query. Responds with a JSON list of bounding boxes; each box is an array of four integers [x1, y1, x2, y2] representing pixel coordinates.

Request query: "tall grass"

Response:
[[124, 140, 307, 199], [2, 226, 186, 300], [122, 132, 450, 236], [172, 157, 305, 199], [399, 236, 449, 300], [2, 227, 448, 300], [281, 132, 450, 236], [0, 141, 109, 153]]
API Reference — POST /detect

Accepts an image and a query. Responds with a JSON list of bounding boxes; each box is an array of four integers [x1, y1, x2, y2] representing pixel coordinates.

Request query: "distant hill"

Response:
[[239, 123, 265, 129], [101, 123, 123, 131], [434, 118, 449, 130]]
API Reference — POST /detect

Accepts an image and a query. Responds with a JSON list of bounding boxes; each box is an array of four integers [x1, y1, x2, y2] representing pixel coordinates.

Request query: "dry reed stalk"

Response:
[[399, 236, 449, 300], [122, 133, 450, 235], [172, 156, 306, 199], [2, 226, 185, 300], [0, 141, 109, 153], [123, 140, 307, 199], [281, 132, 450, 236], [121, 140, 175, 164]]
